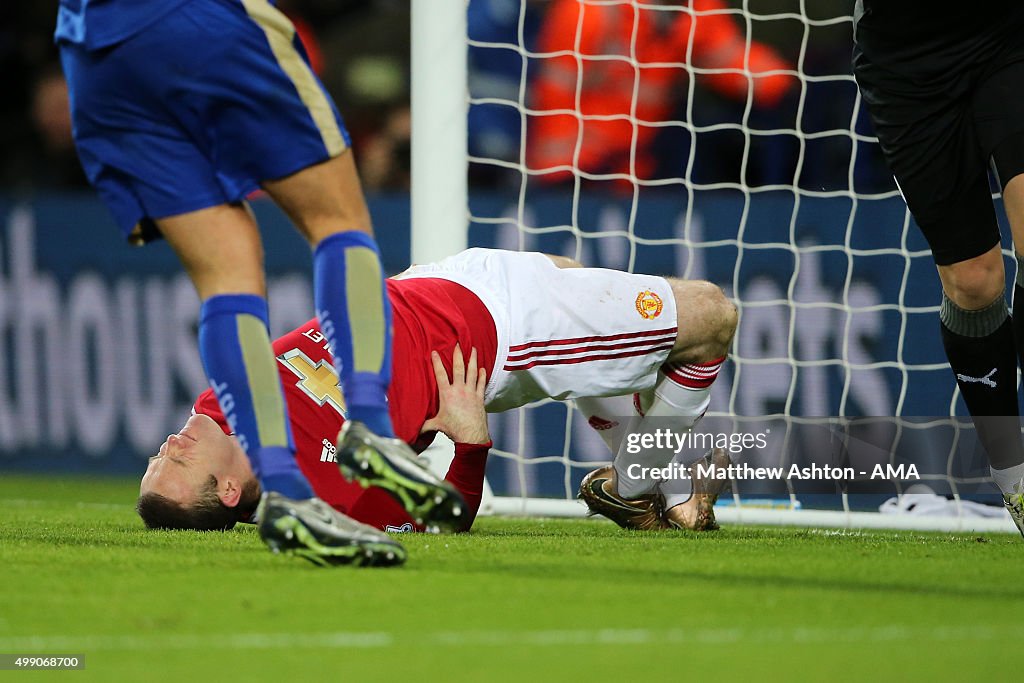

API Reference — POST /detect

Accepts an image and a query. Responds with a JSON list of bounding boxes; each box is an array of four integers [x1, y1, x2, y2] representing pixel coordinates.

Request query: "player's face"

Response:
[[140, 413, 255, 507]]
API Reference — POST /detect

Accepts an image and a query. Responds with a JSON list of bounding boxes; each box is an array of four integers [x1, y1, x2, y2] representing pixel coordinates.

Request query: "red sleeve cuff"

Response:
[[446, 440, 491, 531]]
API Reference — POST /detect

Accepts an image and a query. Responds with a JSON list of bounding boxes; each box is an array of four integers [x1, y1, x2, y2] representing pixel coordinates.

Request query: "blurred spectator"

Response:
[[0, 0, 418, 195], [14, 63, 89, 189], [0, 3, 86, 190], [360, 105, 411, 191], [0, 0, 885, 196], [25, 64, 89, 189], [314, 0, 409, 167], [528, 0, 795, 186]]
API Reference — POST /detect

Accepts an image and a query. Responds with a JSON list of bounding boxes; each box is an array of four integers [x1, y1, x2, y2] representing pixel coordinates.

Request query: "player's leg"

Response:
[[926, 185, 1024, 531], [574, 395, 634, 454], [960, 58, 1024, 534], [571, 283, 734, 437], [261, 152, 395, 439], [108, 0, 395, 447], [612, 279, 736, 529], [551, 253, 734, 457], [926, 121, 1016, 432], [575, 399, 731, 532], [531, 252, 738, 528], [612, 278, 736, 498], [635, 279, 735, 438], [857, 51, 1024, 531], [932, 219, 1021, 463], [990, 126, 1024, 529], [224, 0, 393, 440], [570, 278, 736, 530], [574, 279, 735, 450], [156, 206, 314, 501], [218, 1, 459, 528]]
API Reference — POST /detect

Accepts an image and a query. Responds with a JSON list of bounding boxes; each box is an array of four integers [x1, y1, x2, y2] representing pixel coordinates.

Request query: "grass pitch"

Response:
[[0, 475, 1019, 682]]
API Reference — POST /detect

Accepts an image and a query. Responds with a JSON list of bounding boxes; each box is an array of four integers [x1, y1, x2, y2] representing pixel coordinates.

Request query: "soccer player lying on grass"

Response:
[[142, 343, 492, 536], [138, 248, 738, 536]]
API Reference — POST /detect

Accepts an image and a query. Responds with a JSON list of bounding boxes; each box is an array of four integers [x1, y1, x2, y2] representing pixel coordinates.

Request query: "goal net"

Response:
[[414, 0, 1017, 533]]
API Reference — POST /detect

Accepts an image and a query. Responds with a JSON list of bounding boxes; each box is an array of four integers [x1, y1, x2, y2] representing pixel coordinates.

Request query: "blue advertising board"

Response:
[[0, 190, 1006, 497]]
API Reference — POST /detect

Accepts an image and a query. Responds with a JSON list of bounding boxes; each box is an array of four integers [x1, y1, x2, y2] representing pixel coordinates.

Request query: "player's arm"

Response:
[[422, 345, 491, 531]]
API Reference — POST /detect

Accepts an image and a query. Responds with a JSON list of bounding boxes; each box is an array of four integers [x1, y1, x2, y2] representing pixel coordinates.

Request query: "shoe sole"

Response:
[[337, 440, 463, 532], [263, 515, 407, 568]]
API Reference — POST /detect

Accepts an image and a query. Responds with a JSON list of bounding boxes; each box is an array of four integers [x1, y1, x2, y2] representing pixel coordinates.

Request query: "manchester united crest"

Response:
[[635, 290, 664, 319]]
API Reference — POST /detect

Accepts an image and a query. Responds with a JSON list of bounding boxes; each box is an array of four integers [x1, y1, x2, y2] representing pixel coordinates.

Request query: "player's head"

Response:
[[137, 413, 261, 531]]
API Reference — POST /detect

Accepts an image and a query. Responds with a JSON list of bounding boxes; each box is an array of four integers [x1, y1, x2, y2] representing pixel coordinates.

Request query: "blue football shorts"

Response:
[[59, 0, 351, 244]]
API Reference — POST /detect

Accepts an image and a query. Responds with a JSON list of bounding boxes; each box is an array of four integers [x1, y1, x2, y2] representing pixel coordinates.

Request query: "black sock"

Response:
[[940, 293, 1022, 469]]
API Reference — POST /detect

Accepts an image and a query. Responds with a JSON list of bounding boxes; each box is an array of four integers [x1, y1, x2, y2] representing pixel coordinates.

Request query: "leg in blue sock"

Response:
[[199, 294, 314, 499], [313, 231, 395, 437]]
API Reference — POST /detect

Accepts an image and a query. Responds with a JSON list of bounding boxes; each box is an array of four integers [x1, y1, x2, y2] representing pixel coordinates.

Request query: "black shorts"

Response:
[[855, 49, 1024, 265]]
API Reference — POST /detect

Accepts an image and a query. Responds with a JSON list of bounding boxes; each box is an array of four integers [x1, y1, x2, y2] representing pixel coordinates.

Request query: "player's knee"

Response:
[[718, 290, 739, 347], [544, 254, 584, 269], [704, 283, 738, 353], [670, 279, 736, 357], [940, 257, 1005, 309]]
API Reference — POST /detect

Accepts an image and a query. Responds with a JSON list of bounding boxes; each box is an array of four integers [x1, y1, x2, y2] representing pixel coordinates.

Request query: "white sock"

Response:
[[660, 449, 695, 508], [991, 462, 1024, 495], [574, 395, 637, 455], [613, 358, 723, 498], [662, 490, 692, 510]]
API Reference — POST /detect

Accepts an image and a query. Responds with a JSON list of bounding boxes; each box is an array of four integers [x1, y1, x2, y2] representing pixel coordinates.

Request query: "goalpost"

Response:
[[410, 0, 1018, 534]]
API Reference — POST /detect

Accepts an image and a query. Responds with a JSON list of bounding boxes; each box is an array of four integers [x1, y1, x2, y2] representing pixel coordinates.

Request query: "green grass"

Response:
[[0, 475, 1020, 682]]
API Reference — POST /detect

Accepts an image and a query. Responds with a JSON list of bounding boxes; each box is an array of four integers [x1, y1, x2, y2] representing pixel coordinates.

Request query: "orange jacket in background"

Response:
[[528, 0, 793, 183]]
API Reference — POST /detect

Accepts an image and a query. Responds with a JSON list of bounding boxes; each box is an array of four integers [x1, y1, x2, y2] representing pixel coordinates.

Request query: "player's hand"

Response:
[[421, 344, 490, 445]]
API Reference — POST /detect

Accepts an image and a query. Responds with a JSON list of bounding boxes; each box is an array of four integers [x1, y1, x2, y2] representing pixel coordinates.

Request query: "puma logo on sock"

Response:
[[956, 368, 997, 388]]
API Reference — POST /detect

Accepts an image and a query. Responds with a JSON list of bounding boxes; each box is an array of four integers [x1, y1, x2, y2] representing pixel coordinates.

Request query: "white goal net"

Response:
[[413, 0, 1017, 532]]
